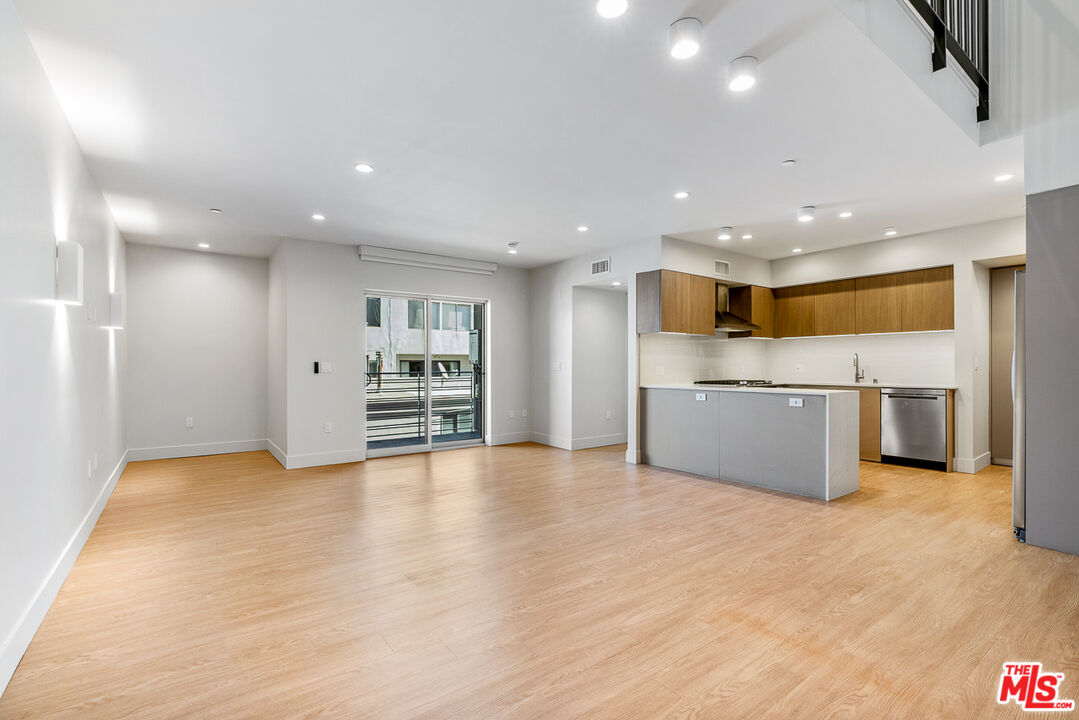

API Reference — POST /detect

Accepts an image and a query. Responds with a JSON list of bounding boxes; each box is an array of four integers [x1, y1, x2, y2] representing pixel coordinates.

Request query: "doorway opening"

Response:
[[364, 293, 486, 456], [989, 264, 1025, 466]]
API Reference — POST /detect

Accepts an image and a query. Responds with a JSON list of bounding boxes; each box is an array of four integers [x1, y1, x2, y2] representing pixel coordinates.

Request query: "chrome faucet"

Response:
[[853, 353, 865, 384]]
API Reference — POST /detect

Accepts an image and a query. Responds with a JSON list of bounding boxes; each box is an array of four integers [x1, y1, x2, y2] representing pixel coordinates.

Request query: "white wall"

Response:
[[771, 216, 1025, 472], [267, 244, 287, 460], [126, 244, 268, 460], [275, 238, 532, 469], [571, 287, 628, 449], [0, 0, 127, 692]]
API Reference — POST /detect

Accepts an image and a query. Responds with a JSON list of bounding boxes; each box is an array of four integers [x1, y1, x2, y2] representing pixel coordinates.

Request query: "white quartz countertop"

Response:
[[776, 381, 958, 390], [640, 384, 856, 396]]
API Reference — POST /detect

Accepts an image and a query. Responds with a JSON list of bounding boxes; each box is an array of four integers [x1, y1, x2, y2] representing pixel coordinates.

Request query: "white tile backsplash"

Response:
[[766, 332, 956, 386], [639, 331, 956, 388]]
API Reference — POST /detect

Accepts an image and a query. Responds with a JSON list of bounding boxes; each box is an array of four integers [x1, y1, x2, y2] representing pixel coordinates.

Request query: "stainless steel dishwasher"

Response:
[[880, 388, 948, 471]]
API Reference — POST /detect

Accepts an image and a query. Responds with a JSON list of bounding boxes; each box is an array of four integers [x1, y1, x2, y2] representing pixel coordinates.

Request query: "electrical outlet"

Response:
[[605, 409, 612, 419], [509, 409, 516, 419], [185, 416, 194, 428], [93, 453, 99, 472], [87, 459, 93, 479], [322, 362, 334, 373], [695, 393, 707, 402], [795, 364, 804, 374], [521, 409, 528, 417], [324, 422, 333, 433], [789, 397, 804, 408]]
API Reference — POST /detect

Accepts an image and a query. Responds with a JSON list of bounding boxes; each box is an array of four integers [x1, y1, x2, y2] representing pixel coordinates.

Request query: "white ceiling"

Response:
[[15, 0, 1024, 265]]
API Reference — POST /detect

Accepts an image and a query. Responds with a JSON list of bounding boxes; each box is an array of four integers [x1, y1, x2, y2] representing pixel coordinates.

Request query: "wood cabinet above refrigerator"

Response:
[[636, 270, 715, 336]]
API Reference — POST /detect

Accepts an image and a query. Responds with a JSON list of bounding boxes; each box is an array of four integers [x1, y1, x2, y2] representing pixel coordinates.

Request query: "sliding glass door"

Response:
[[365, 294, 485, 454]]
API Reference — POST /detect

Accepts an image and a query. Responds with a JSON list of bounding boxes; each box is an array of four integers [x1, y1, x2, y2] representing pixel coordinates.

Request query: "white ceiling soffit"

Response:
[[358, 246, 497, 275], [15, 0, 1024, 264]]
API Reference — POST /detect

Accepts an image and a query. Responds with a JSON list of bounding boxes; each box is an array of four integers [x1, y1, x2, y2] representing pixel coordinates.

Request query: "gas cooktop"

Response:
[[694, 379, 775, 387]]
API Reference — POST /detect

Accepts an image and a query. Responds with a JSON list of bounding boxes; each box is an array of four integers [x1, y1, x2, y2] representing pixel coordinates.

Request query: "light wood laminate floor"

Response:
[[2, 444, 1078, 719]]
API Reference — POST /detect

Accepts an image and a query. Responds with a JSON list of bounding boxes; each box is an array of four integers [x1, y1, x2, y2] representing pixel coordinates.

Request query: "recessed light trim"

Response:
[[577, 225, 589, 232], [797, 205, 816, 223], [674, 191, 690, 200], [781, 159, 797, 168], [717, 227, 733, 241], [209, 208, 222, 214], [507, 242, 519, 255], [742, 234, 753, 240], [596, 0, 627, 19], [884, 226, 897, 236], [792, 248, 803, 253], [611, 281, 623, 287], [669, 18, 702, 60], [994, 173, 1014, 182], [197, 242, 210, 249], [354, 163, 375, 174], [727, 56, 758, 92], [839, 211, 853, 218], [311, 213, 326, 221]]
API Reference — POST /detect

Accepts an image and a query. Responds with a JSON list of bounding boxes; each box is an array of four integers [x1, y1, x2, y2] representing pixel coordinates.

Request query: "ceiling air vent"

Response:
[[591, 257, 611, 276], [714, 259, 732, 277]]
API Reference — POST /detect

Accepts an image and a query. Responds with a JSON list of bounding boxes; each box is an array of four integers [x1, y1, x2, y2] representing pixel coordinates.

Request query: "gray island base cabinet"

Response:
[[640, 386, 859, 501]]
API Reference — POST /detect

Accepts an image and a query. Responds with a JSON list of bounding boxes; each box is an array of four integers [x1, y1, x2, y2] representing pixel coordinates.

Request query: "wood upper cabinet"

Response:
[[898, 266, 954, 332], [727, 285, 775, 338], [856, 273, 902, 334], [813, 280, 856, 336], [636, 270, 715, 336], [773, 285, 815, 338]]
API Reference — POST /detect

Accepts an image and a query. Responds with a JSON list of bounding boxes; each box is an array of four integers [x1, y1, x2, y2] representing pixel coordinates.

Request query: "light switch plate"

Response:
[[324, 422, 333, 433], [789, 398, 804, 407]]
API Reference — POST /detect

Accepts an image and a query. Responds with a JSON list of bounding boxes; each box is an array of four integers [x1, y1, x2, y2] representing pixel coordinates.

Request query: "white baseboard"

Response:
[[626, 447, 641, 464], [570, 433, 628, 450], [953, 452, 992, 474], [285, 448, 366, 470], [127, 439, 267, 462], [266, 439, 287, 468], [529, 432, 572, 450], [0, 451, 128, 696], [489, 431, 532, 445], [991, 457, 1014, 467]]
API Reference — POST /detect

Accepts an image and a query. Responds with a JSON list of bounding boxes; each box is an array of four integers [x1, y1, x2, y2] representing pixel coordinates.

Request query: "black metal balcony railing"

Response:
[[906, 0, 989, 121], [365, 370, 483, 449]]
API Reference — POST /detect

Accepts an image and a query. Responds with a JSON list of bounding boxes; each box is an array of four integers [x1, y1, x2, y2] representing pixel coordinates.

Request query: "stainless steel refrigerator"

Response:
[[1013, 269, 1026, 542]]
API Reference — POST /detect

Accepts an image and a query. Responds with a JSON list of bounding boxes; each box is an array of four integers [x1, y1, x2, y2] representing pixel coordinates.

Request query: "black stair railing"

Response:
[[906, 0, 989, 121]]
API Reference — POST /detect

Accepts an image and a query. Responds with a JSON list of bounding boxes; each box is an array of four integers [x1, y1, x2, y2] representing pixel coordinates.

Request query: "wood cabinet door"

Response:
[[813, 280, 856, 335], [690, 274, 718, 335], [855, 273, 902, 334], [728, 285, 776, 338], [774, 285, 815, 337], [899, 266, 954, 332], [858, 388, 882, 462], [660, 270, 714, 335]]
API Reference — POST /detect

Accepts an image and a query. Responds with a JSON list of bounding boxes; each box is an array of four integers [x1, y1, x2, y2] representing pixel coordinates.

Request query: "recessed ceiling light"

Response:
[[674, 191, 690, 199], [995, 173, 1014, 182], [354, 163, 375, 174], [611, 281, 623, 287], [717, 227, 733, 241], [727, 56, 758, 92], [197, 242, 210, 249], [742, 234, 753, 240], [209, 208, 222, 214], [839, 211, 853, 218], [577, 225, 589, 232], [312, 213, 326, 221], [792, 248, 803, 253], [797, 205, 816, 222], [781, 159, 797, 168], [596, 0, 627, 19], [884, 226, 897, 236], [669, 18, 702, 60], [507, 242, 519, 255]]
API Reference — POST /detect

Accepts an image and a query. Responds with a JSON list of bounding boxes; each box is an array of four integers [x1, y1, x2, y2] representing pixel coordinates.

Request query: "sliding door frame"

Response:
[[364, 288, 491, 459]]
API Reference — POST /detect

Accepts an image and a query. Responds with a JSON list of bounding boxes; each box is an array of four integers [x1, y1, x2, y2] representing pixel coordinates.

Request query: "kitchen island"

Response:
[[640, 385, 860, 500]]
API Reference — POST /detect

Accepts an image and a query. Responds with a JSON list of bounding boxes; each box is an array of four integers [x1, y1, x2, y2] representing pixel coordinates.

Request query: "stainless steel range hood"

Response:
[[715, 284, 761, 332]]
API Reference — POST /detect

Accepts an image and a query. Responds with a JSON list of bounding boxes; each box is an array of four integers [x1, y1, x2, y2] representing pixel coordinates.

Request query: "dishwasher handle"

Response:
[[884, 393, 942, 400]]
